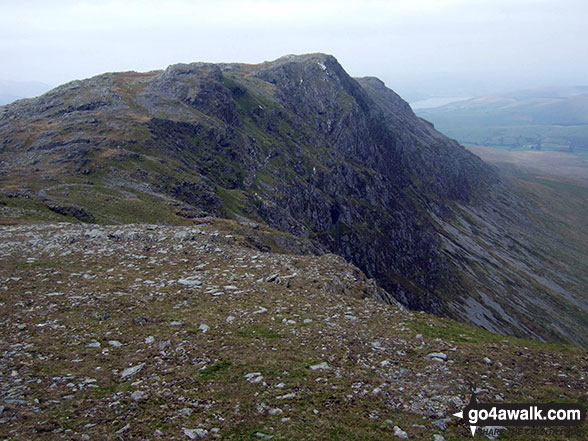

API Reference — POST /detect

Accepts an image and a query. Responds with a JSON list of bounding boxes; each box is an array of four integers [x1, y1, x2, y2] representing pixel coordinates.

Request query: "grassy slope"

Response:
[[499, 166, 588, 276], [0, 68, 318, 227], [467, 146, 588, 183], [462, 146, 588, 338], [467, 146, 588, 239], [0, 221, 586, 440]]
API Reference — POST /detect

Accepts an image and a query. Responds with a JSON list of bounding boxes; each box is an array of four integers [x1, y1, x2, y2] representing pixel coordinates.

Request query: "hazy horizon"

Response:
[[2, 0, 587, 101]]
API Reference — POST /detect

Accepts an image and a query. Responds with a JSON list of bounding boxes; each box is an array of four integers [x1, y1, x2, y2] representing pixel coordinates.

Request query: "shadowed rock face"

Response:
[[1, 54, 585, 346]]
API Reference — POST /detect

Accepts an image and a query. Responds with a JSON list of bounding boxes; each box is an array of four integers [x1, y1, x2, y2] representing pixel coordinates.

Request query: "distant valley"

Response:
[[415, 86, 588, 162]]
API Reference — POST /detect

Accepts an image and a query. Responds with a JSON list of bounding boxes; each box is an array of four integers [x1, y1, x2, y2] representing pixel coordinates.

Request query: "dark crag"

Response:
[[1, 53, 586, 346]]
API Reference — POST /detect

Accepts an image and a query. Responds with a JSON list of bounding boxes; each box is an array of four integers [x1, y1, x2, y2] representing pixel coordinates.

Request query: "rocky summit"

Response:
[[0, 53, 586, 350]]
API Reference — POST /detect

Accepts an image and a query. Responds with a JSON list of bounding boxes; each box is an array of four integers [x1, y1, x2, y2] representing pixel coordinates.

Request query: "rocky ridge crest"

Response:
[[0, 54, 585, 346]]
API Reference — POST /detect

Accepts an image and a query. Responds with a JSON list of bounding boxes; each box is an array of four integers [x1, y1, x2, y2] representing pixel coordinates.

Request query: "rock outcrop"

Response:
[[0, 54, 585, 346]]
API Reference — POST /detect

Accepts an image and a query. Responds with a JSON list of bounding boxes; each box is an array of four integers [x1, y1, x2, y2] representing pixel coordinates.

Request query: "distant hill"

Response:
[[416, 86, 588, 156], [0, 79, 52, 104], [0, 93, 22, 105]]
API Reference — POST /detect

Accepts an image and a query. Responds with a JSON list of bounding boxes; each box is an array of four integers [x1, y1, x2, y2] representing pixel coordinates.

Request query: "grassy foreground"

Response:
[[0, 220, 586, 440]]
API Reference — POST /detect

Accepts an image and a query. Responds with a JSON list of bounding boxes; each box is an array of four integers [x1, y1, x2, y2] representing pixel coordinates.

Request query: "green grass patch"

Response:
[[406, 316, 505, 344], [217, 187, 249, 218], [237, 327, 281, 339], [87, 381, 134, 399], [14, 260, 62, 269], [197, 360, 233, 381]]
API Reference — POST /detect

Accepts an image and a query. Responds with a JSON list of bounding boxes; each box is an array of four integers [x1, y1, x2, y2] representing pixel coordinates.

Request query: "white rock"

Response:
[[87, 340, 101, 348], [179, 408, 194, 417], [426, 352, 447, 361], [309, 362, 330, 370], [108, 340, 123, 347], [115, 423, 130, 434], [130, 390, 146, 401], [226, 315, 236, 324], [87, 229, 104, 239], [433, 435, 445, 441], [244, 372, 263, 383], [144, 336, 155, 344], [183, 427, 208, 439], [483, 357, 493, 365], [393, 426, 408, 439], [174, 231, 189, 240], [121, 363, 145, 379], [265, 273, 279, 282], [199, 324, 210, 333], [178, 276, 202, 287]]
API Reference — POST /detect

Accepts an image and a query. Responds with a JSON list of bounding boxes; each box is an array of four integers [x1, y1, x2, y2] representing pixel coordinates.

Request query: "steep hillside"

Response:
[[0, 54, 586, 346]]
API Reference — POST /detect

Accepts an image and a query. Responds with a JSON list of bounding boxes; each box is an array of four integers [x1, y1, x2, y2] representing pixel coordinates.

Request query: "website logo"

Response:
[[453, 394, 586, 437]]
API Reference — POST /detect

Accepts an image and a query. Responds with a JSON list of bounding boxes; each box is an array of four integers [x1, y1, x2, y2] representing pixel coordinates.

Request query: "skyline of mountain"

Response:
[[2, 54, 586, 348]]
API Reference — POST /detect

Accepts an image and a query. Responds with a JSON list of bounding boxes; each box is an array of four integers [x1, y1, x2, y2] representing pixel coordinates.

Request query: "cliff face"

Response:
[[1, 54, 585, 346]]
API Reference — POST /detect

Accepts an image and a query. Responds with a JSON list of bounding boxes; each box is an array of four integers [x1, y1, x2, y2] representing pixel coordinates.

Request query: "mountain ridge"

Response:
[[1, 54, 586, 347]]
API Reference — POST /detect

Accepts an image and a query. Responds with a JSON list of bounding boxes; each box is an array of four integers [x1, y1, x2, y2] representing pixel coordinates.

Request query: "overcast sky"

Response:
[[1, 0, 587, 99]]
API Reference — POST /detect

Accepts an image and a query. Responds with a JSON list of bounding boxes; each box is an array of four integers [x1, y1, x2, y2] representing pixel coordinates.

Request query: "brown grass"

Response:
[[467, 145, 588, 184]]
